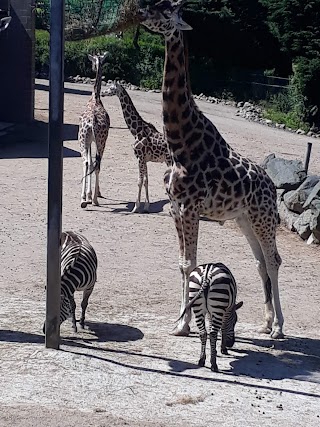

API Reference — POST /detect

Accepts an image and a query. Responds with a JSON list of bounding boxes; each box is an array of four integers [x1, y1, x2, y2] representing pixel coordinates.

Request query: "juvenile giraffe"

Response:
[[78, 52, 110, 208], [139, 0, 284, 338], [104, 81, 171, 213]]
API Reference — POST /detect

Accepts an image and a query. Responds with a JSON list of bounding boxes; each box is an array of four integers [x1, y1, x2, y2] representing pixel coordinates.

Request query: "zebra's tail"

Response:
[[175, 272, 211, 324]]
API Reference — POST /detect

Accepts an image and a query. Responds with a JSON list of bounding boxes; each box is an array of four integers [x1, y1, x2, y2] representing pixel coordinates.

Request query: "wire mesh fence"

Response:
[[35, 0, 142, 40]]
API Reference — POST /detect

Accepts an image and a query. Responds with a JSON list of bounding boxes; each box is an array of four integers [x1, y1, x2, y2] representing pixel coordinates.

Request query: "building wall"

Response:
[[0, 0, 35, 123]]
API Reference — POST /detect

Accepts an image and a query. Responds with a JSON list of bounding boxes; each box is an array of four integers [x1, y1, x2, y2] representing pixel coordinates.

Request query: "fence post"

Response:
[[45, 0, 65, 349], [304, 142, 312, 174]]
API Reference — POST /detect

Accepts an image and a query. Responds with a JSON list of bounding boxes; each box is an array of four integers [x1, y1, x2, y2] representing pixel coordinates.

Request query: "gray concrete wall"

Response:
[[0, 0, 35, 123]]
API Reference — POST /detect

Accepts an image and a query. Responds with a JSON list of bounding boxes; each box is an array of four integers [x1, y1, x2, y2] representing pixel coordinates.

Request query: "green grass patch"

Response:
[[263, 109, 309, 132]]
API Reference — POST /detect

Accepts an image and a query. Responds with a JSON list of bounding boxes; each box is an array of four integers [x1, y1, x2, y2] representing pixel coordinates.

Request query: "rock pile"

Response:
[[261, 154, 320, 244], [236, 102, 320, 137]]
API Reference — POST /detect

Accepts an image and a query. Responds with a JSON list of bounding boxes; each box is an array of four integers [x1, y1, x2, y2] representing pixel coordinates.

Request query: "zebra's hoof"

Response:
[[221, 348, 228, 355], [93, 200, 99, 206], [211, 364, 219, 373], [81, 201, 87, 208]]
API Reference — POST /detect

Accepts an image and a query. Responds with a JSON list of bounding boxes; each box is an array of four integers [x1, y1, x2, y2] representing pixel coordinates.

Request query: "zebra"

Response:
[[178, 263, 243, 372], [43, 231, 98, 333]]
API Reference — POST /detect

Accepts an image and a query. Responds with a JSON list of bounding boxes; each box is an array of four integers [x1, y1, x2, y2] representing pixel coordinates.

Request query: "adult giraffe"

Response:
[[139, 0, 284, 338]]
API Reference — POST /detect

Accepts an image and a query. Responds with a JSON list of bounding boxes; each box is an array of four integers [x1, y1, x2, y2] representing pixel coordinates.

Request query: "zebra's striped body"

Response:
[[181, 263, 243, 372], [43, 231, 98, 333]]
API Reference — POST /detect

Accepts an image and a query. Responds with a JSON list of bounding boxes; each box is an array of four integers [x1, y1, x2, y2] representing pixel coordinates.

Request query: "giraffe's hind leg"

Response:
[[93, 139, 106, 204], [143, 163, 150, 213], [132, 159, 145, 213], [237, 214, 284, 339], [81, 154, 89, 208]]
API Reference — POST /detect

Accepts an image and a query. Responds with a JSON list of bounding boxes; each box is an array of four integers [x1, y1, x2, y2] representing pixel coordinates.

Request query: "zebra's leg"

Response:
[[209, 323, 220, 372], [143, 163, 150, 213], [236, 215, 275, 334], [132, 158, 145, 213], [80, 287, 94, 329], [196, 313, 207, 367], [69, 296, 77, 332]]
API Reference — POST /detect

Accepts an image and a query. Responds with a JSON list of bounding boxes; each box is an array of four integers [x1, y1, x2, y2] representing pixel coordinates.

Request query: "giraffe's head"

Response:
[[138, 0, 192, 37], [103, 81, 121, 97], [87, 52, 109, 72], [0, 16, 11, 33]]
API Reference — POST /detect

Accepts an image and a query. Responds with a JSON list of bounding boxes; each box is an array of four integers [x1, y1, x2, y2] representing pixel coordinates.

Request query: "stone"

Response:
[[265, 119, 273, 125], [237, 101, 244, 108], [294, 210, 313, 240], [283, 176, 320, 213], [278, 201, 299, 231], [296, 128, 306, 135], [302, 181, 320, 209], [261, 155, 307, 190]]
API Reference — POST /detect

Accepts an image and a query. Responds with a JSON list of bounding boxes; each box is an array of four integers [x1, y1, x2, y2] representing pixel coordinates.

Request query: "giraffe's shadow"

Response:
[[103, 198, 170, 214]]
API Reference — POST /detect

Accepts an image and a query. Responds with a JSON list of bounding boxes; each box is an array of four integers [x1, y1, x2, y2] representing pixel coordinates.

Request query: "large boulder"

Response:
[[294, 210, 313, 240], [283, 175, 320, 213], [261, 154, 307, 190], [278, 201, 299, 231], [293, 200, 320, 240]]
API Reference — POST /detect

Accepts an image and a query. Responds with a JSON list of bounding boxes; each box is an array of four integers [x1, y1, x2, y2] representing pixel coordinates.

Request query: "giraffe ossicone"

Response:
[[104, 81, 172, 213], [78, 53, 110, 208], [139, 0, 284, 339], [0, 16, 11, 33]]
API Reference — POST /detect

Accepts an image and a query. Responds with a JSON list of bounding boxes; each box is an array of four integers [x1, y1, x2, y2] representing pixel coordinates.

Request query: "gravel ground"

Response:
[[0, 79, 319, 427]]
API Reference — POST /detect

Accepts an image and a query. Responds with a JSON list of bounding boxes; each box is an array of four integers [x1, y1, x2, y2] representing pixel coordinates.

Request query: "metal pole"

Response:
[[45, 0, 65, 349], [304, 142, 312, 174]]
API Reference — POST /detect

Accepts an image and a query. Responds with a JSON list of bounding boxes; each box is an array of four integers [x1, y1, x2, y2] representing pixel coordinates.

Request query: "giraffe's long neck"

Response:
[[117, 86, 146, 138], [93, 63, 103, 101], [162, 30, 205, 161]]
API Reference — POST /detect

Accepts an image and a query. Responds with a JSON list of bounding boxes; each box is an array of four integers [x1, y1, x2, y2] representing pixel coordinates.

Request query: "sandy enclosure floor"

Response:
[[0, 79, 319, 426]]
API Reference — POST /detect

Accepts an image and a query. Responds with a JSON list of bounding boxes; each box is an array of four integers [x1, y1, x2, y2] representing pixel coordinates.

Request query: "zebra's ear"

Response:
[[235, 301, 243, 310]]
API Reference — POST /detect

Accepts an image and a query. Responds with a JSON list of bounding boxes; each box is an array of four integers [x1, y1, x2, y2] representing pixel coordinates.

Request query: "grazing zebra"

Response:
[[178, 263, 243, 372], [43, 231, 98, 333]]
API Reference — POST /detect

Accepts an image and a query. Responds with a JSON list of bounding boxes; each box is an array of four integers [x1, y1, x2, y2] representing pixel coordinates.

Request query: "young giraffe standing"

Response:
[[139, 0, 284, 338], [78, 52, 110, 208], [104, 81, 171, 213]]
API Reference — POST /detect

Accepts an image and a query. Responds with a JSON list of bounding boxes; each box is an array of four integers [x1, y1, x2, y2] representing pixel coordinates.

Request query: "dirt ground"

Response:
[[0, 79, 319, 427]]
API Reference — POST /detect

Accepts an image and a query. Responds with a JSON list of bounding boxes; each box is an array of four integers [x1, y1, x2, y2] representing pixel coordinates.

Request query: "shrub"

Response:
[[35, 29, 164, 89]]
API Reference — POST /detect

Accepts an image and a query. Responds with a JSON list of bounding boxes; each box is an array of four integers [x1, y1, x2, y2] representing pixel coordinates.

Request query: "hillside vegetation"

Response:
[[35, 0, 320, 130]]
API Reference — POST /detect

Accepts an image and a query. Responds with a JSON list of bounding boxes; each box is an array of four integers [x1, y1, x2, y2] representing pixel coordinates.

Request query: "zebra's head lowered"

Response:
[[42, 294, 72, 334], [221, 301, 243, 351]]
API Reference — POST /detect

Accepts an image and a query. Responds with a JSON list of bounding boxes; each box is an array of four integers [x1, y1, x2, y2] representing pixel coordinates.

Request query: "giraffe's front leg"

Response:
[[172, 207, 199, 336]]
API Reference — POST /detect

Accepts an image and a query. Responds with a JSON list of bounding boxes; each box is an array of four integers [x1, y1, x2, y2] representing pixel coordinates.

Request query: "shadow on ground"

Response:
[[0, 327, 319, 398], [35, 82, 92, 97], [230, 334, 320, 383], [0, 120, 80, 159]]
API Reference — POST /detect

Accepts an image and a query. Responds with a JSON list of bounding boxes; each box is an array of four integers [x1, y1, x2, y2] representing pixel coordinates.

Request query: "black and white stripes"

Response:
[[180, 263, 243, 372], [43, 231, 98, 333]]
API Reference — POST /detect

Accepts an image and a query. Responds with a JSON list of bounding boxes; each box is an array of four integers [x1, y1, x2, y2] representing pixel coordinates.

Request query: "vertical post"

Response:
[[45, 0, 65, 349], [304, 142, 312, 174]]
